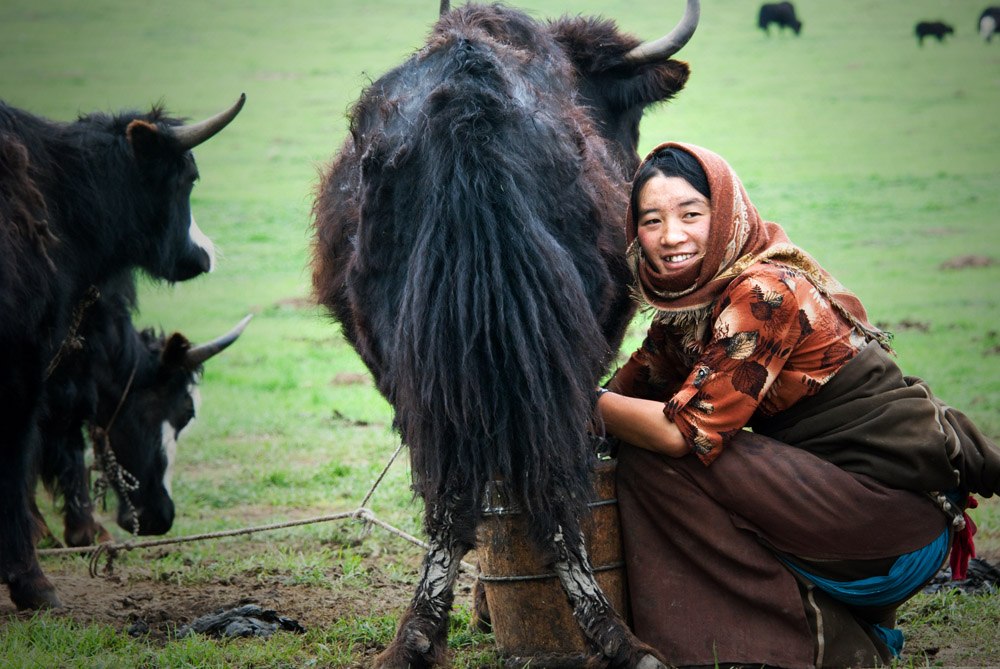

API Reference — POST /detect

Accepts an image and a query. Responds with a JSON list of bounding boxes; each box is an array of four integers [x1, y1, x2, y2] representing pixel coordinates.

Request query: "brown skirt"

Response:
[[616, 431, 948, 668]]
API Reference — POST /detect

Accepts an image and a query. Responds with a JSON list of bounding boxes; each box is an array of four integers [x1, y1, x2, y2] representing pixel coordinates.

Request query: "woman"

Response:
[[596, 142, 1000, 668]]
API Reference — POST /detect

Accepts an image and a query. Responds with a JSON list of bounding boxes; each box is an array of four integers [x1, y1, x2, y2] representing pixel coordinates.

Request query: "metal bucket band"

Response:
[[481, 496, 618, 517], [478, 561, 625, 583]]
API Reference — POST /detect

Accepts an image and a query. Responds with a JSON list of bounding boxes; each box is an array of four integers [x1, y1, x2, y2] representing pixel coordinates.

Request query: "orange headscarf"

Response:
[[625, 142, 891, 355]]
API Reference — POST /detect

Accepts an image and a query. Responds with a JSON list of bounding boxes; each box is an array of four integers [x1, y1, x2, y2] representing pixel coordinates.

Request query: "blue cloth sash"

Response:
[[781, 529, 950, 657]]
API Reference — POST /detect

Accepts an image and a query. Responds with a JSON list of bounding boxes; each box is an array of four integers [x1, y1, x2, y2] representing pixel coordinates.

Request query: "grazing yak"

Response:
[[916, 21, 955, 45], [311, 1, 698, 666], [0, 94, 244, 610], [758, 1, 802, 35], [980, 6, 1000, 41], [31, 274, 251, 547]]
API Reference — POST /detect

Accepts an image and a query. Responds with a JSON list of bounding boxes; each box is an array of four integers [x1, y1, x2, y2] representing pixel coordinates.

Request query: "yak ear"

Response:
[[126, 119, 169, 159], [161, 332, 192, 368]]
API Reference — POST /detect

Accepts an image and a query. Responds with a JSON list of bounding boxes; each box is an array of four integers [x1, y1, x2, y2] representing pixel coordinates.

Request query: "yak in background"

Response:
[[0, 94, 244, 610], [758, 2, 802, 36], [31, 273, 251, 548], [915, 21, 955, 45], [311, 1, 698, 666]]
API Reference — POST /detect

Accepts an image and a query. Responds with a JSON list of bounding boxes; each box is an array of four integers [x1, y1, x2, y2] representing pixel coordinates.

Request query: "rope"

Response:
[[349, 441, 405, 543], [44, 286, 100, 381], [359, 441, 404, 509], [38, 442, 477, 574], [90, 363, 141, 535]]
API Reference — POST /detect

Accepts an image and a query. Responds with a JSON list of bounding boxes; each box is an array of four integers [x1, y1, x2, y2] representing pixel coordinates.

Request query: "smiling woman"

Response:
[[596, 141, 1000, 668], [634, 151, 712, 280]]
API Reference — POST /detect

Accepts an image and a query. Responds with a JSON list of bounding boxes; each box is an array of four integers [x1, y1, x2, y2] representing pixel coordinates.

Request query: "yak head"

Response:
[[101, 315, 251, 535], [436, 0, 699, 176], [110, 94, 245, 283]]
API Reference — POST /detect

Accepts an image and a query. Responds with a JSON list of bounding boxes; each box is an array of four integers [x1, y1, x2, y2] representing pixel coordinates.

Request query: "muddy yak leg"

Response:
[[376, 489, 477, 669], [552, 526, 665, 669]]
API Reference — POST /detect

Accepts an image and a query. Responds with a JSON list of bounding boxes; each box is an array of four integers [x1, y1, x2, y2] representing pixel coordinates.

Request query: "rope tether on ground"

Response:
[[38, 440, 477, 574]]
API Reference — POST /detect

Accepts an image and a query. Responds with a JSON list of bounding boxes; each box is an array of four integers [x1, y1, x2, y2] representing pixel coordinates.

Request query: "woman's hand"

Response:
[[597, 389, 692, 458]]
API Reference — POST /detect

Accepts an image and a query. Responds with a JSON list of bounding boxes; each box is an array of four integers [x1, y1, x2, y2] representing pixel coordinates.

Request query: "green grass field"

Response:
[[1, 0, 999, 666]]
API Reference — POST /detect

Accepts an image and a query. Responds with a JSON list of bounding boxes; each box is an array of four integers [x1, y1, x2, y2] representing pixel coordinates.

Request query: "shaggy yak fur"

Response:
[[311, 3, 695, 667], [0, 95, 242, 610]]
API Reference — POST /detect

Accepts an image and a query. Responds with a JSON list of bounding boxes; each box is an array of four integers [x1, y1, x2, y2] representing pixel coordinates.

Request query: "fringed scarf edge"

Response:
[[628, 241, 895, 356]]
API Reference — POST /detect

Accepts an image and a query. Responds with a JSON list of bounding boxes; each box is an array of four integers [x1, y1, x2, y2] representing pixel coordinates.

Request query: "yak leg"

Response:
[[27, 490, 62, 549], [37, 420, 108, 547], [64, 500, 113, 547], [376, 489, 476, 669], [552, 526, 665, 669], [58, 448, 111, 546], [1, 422, 62, 609]]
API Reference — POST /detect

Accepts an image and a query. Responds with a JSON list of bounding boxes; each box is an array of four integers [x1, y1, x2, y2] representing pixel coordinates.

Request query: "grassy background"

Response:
[[1, 0, 999, 666]]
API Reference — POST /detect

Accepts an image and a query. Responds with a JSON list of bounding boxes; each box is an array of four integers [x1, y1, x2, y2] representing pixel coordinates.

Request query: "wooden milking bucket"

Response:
[[476, 460, 628, 667]]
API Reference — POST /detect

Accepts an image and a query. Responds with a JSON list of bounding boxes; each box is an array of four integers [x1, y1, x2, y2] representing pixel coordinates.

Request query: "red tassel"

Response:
[[949, 496, 978, 580]]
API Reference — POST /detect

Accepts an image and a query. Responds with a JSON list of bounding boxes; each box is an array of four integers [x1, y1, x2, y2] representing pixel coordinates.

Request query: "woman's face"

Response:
[[636, 174, 712, 276]]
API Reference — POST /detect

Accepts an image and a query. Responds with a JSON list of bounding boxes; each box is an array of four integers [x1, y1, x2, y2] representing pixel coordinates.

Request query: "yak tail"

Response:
[[358, 37, 614, 545]]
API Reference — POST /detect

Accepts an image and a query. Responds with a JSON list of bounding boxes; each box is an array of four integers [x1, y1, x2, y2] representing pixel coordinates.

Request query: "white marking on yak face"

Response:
[[160, 384, 201, 497], [189, 214, 216, 273], [161, 420, 178, 497], [983, 16, 997, 40]]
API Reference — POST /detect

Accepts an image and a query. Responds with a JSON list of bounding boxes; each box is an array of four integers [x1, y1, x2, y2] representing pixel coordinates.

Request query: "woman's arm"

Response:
[[597, 390, 691, 458]]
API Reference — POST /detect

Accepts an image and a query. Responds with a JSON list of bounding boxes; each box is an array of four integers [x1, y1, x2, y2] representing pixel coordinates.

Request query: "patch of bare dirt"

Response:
[[0, 542, 481, 657], [940, 255, 996, 270], [0, 558, 425, 646], [272, 296, 316, 310], [875, 319, 932, 333], [331, 371, 372, 386]]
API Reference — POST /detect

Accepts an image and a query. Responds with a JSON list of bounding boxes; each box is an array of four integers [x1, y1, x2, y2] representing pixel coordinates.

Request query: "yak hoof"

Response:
[[65, 519, 112, 547], [9, 577, 63, 611], [635, 654, 666, 669], [95, 524, 114, 544], [375, 630, 436, 669]]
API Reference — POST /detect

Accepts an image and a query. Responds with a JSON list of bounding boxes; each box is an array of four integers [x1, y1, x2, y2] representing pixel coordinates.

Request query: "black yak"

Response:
[[0, 94, 244, 610], [758, 2, 802, 35], [32, 274, 251, 547], [980, 6, 1000, 41], [916, 21, 955, 45], [311, 1, 698, 666]]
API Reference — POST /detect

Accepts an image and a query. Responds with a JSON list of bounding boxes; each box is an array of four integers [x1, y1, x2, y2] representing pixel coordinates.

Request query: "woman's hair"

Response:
[[630, 146, 711, 219]]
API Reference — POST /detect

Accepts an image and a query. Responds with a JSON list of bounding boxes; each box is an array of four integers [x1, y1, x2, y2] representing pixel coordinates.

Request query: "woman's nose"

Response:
[[660, 218, 687, 245]]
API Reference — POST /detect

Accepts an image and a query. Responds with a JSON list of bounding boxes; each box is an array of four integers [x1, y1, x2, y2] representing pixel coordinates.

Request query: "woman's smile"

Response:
[[662, 251, 698, 266]]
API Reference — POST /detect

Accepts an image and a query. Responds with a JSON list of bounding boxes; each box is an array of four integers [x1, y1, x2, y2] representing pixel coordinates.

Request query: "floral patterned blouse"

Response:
[[610, 263, 869, 466]]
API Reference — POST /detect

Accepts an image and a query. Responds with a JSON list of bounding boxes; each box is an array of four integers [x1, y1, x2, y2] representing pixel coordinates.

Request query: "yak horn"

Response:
[[185, 314, 253, 366], [623, 0, 700, 65], [440, 0, 449, 15], [172, 94, 246, 151]]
